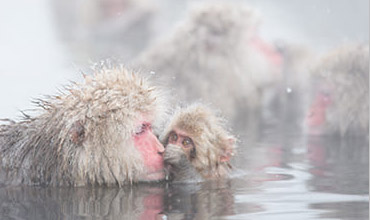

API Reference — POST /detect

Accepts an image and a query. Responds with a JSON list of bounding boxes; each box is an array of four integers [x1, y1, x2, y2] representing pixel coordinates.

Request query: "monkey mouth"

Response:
[[164, 160, 177, 173], [164, 163, 173, 171]]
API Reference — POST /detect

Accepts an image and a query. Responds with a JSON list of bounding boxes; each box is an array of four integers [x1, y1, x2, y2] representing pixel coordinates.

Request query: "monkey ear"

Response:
[[69, 120, 85, 145], [220, 137, 235, 162]]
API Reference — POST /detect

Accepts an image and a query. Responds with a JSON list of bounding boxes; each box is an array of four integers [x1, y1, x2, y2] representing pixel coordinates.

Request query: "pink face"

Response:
[[133, 121, 165, 181], [139, 188, 164, 220], [167, 128, 195, 158], [306, 90, 333, 134], [249, 36, 283, 68]]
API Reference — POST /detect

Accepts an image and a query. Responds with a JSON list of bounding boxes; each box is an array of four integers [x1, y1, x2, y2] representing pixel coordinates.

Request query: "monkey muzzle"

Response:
[[163, 144, 185, 180], [163, 144, 186, 165]]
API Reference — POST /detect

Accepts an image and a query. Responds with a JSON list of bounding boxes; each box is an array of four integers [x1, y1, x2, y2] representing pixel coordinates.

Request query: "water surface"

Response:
[[0, 0, 368, 219], [1, 132, 368, 219]]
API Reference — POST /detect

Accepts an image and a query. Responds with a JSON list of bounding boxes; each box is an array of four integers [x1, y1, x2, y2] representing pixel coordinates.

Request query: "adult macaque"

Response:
[[0, 66, 166, 186], [134, 3, 282, 130], [160, 104, 236, 182], [306, 44, 369, 137], [269, 42, 314, 131]]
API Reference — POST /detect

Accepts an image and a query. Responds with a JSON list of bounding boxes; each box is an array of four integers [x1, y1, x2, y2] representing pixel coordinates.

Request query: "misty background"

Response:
[[0, 0, 368, 119], [0, 1, 368, 219]]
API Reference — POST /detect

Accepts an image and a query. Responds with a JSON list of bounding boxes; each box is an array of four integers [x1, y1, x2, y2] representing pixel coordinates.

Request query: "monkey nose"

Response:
[[157, 143, 165, 153]]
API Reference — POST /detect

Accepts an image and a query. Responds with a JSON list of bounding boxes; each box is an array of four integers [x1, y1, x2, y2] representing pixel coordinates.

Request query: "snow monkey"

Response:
[[160, 104, 236, 182], [306, 44, 369, 137], [0, 66, 167, 186], [134, 3, 283, 131]]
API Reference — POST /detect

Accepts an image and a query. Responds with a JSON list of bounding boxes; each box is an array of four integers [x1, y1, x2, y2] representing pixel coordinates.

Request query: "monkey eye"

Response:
[[168, 131, 178, 142], [182, 137, 193, 148], [135, 123, 151, 135]]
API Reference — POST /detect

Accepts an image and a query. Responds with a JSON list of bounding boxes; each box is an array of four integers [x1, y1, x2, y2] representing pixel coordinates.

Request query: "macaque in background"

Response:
[[306, 44, 369, 137], [134, 3, 283, 131], [51, 0, 156, 63], [268, 43, 314, 131], [0, 66, 167, 186], [160, 104, 236, 182]]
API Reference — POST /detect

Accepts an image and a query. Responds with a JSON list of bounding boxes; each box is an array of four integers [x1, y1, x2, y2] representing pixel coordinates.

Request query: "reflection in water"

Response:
[[0, 0, 368, 219], [162, 181, 236, 219], [0, 134, 368, 219], [0, 184, 165, 219], [310, 202, 369, 220], [307, 137, 369, 195]]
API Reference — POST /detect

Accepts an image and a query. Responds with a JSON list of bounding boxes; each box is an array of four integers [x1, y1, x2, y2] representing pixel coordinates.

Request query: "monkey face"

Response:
[[133, 121, 166, 181], [306, 83, 334, 135], [163, 129, 199, 181], [166, 129, 196, 160]]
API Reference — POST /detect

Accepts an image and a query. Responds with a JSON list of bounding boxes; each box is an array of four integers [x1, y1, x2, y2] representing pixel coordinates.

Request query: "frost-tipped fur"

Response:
[[161, 104, 236, 179], [134, 3, 280, 129], [310, 44, 369, 136], [0, 66, 166, 186]]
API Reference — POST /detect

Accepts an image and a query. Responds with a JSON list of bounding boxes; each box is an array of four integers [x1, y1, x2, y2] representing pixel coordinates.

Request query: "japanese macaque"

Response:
[[268, 43, 314, 131], [51, 0, 156, 63], [0, 66, 167, 186], [133, 3, 283, 131], [160, 104, 236, 182], [305, 44, 369, 137]]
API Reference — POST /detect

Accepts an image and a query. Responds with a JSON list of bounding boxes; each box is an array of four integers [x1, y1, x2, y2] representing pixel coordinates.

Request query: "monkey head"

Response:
[[305, 44, 369, 136], [189, 3, 260, 53], [0, 66, 167, 186], [161, 104, 236, 180], [63, 66, 167, 185]]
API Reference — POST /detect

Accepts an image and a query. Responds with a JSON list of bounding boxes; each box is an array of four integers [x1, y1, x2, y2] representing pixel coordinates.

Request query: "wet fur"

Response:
[[161, 104, 236, 181], [134, 3, 280, 129], [310, 44, 369, 136], [163, 144, 202, 183], [0, 66, 165, 186]]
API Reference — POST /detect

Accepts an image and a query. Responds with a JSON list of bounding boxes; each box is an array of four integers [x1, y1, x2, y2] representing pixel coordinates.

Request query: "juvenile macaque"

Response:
[[0, 66, 166, 186], [160, 104, 236, 182], [134, 3, 282, 130], [306, 44, 369, 137]]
